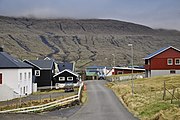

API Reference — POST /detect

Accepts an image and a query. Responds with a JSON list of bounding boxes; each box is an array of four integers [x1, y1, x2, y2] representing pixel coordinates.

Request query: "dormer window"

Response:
[[167, 58, 173, 65]]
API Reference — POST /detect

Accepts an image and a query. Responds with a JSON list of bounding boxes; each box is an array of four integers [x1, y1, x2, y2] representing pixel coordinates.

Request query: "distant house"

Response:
[[24, 59, 55, 87], [53, 69, 80, 89], [106, 67, 145, 76], [85, 66, 111, 80], [58, 62, 75, 72], [144, 46, 180, 77], [0, 48, 33, 101]]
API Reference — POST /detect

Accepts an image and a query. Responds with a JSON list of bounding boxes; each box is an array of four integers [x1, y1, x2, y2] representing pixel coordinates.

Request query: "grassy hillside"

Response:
[[107, 75, 180, 120], [0, 16, 180, 68]]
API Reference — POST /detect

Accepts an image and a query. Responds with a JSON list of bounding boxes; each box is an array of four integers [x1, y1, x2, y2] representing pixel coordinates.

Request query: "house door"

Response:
[[0, 73, 2, 84]]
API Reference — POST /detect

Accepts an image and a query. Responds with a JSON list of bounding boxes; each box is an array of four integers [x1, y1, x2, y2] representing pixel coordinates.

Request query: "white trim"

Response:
[[35, 70, 40, 76], [175, 58, 180, 65], [167, 58, 173, 65], [54, 69, 79, 78], [67, 77, 73, 81], [59, 77, 65, 81]]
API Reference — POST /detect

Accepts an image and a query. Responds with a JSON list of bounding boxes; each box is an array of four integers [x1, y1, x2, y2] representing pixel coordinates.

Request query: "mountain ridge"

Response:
[[0, 16, 180, 68]]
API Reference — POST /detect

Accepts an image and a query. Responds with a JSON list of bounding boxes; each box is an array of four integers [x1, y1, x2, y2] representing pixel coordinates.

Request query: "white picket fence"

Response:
[[0, 82, 84, 113]]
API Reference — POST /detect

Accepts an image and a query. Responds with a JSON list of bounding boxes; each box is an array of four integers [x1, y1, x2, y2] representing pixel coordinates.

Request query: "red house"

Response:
[[144, 46, 180, 77], [106, 67, 145, 76]]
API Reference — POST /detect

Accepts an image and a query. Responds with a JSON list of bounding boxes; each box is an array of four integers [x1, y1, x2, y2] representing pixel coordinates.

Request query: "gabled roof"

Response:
[[58, 62, 74, 72], [143, 46, 180, 60], [24, 59, 54, 70], [53, 69, 79, 77], [0, 52, 32, 68]]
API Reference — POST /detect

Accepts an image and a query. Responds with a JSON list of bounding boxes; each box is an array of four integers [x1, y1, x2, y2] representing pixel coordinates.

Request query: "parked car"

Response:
[[64, 82, 74, 92]]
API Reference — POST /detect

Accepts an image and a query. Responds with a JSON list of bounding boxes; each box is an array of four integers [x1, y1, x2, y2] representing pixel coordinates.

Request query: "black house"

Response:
[[53, 69, 80, 88], [24, 59, 55, 87]]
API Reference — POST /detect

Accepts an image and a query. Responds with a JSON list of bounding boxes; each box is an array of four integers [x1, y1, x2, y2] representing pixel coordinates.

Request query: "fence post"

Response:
[[163, 81, 166, 100], [171, 88, 175, 104]]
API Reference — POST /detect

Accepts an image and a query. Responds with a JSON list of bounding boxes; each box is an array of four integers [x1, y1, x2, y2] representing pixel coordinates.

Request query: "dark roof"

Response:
[[53, 69, 79, 77], [143, 46, 180, 59], [24, 59, 54, 70], [0, 52, 32, 68], [58, 62, 74, 72]]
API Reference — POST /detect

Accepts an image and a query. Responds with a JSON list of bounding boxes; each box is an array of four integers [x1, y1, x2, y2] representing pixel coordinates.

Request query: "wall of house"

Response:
[[36, 70, 53, 87], [0, 84, 14, 101], [114, 69, 144, 75], [54, 71, 78, 83], [150, 70, 180, 77], [0, 68, 32, 101], [0, 69, 32, 96], [18, 69, 32, 95], [150, 48, 180, 70]]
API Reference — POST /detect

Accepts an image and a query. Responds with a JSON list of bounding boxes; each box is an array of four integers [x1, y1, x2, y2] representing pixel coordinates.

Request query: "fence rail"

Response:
[[0, 82, 84, 113], [107, 73, 145, 82]]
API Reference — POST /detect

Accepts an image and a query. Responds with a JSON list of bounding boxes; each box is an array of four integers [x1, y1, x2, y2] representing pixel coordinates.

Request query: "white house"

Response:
[[0, 49, 33, 101]]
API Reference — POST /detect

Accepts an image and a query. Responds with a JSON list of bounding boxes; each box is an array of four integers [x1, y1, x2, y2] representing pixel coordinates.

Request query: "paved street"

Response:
[[0, 80, 138, 120], [68, 80, 138, 120]]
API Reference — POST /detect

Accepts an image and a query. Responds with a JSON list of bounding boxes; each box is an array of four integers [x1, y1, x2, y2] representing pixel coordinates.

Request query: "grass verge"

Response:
[[107, 74, 180, 120]]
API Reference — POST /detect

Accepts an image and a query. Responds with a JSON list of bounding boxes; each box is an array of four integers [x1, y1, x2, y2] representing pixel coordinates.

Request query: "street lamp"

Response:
[[112, 54, 115, 67], [128, 44, 134, 96]]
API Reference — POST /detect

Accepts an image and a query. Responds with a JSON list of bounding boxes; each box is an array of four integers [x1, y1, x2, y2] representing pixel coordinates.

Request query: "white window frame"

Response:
[[167, 58, 173, 65], [59, 77, 65, 81], [67, 77, 73, 81], [35, 70, 40, 76], [175, 58, 180, 65]]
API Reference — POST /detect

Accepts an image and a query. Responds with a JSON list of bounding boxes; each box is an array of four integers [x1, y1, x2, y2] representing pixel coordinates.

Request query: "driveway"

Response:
[[68, 80, 138, 120]]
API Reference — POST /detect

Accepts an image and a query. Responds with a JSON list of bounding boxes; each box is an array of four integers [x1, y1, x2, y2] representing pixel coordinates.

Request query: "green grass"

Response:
[[140, 102, 172, 117], [107, 74, 180, 120]]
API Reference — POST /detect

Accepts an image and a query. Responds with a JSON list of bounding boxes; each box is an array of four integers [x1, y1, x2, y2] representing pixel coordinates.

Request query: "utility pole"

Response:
[[128, 44, 134, 96]]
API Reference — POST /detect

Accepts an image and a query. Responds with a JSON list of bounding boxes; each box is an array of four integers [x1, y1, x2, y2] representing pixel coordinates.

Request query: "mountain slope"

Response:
[[0, 16, 180, 68]]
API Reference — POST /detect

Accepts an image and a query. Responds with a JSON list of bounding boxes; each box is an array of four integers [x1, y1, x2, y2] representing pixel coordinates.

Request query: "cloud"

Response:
[[0, 0, 180, 30]]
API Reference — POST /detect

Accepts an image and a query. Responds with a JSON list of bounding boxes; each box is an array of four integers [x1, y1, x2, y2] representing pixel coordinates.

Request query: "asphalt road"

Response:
[[0, 80, 138, 120], [68, 80, 138, 120]]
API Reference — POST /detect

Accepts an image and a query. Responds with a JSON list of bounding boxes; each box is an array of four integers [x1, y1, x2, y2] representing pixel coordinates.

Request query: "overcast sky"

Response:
[[0, 0, 180, 30]]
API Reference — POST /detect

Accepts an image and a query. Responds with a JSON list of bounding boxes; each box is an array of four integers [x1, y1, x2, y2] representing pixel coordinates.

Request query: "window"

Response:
[[67, 77, 73, 81], [175, 58, 180, 65], [20, 87, 22, 95], [35, 70, 40, 76], [28, 72, 31, 80], [117, 71, 123, 74], [20, 73, 22, 81], [167, 58, 173, 65], [23, 86, 26, 94], [26, 86, 28, 93], [59, 77, 65, 81], [0, 73, 2, 84], [24, 72, 27, 80], [170, 70, 176, 74]]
